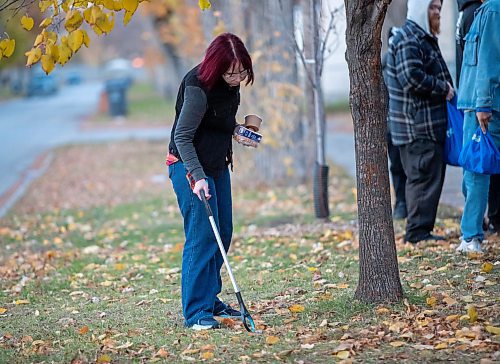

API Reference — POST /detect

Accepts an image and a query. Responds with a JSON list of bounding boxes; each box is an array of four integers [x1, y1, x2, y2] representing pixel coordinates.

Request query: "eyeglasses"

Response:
[[223, 69, 249, 80]]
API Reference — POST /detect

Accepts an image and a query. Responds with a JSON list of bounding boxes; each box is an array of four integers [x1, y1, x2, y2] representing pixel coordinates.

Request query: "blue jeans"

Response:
[[461, 110, 500, 240], [169, 162, 233, 326]]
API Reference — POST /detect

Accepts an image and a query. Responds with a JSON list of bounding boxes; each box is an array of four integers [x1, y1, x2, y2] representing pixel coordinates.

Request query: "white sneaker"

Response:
[[456, 237, 482, 253]]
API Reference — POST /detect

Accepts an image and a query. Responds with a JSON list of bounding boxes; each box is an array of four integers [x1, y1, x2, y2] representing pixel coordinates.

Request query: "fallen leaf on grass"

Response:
[[467, 305, 478, 323], [156, 348, 169, 358], [426, 296, 437, 307], [389, 341, 406, 347], [481, 262, 493, 273], [288, 304, 305, 313], [485, 326, 500, 335], [335, 351, 350, 359], [15, 299, 29, 305], [96, 354, 112, 364], [434, 342, 448, 350], [201, 351, 214, 359], [78, 326, 89, 335], [443, 296, 458, 306], [266, 336, 280, 345], [0, 308, 7, 314]]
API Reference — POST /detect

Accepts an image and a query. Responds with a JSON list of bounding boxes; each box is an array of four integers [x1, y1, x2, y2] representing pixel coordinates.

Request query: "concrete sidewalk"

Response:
[[326, 113, 464, 209]]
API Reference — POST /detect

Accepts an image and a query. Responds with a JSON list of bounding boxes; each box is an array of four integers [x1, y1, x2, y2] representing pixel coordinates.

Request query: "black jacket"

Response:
[[456, 0, 482, 86], [169, 66, 240, 180]]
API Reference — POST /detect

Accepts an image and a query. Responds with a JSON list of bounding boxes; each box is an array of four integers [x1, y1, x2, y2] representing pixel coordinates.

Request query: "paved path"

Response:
[[326, 114, 463, 209], [0, 82, 169, 217]]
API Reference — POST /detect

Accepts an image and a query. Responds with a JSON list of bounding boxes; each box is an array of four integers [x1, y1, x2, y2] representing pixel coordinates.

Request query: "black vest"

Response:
[[169, 66, 240, 178]]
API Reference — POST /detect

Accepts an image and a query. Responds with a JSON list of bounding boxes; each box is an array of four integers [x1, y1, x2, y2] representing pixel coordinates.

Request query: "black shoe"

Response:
[[393, 202, 407, 220], [406, 233, 445, 244], [214, 306, 241, 318], [191, 317, 220, 330]]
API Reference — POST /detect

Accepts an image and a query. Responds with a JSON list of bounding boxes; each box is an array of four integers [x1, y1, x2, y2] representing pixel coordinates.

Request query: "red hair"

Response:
[[198, 33, 254, 90]]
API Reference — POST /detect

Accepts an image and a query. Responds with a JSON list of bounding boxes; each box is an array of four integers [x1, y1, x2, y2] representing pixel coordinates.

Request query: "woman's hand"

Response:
[[233, 125, 259, 148], [193, 179, 211, 200]]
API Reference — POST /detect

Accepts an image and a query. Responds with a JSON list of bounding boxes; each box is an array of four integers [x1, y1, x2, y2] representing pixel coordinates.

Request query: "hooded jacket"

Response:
[[457, 0, 500, 112], [386, 0, 453, 146]]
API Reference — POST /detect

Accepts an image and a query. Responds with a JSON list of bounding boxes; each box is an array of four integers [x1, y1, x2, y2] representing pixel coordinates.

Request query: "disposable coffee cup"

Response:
[[244, 114, 262, 132]]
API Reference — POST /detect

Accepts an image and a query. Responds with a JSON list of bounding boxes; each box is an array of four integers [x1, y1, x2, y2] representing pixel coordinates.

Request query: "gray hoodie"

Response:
[[407, 0, 434, 34]]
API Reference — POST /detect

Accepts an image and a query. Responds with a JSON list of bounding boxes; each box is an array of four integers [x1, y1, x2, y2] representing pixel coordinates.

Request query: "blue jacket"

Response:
[[386, 20, 452, 146], [457, 0, 500, 112]]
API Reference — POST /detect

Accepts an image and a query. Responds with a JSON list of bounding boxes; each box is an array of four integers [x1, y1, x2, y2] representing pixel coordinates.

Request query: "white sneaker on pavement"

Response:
[[456, 237, 482, 253]]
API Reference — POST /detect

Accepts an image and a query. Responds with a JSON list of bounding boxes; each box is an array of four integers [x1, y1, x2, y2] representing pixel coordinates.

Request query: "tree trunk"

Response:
[[344, 0, 403, 302]]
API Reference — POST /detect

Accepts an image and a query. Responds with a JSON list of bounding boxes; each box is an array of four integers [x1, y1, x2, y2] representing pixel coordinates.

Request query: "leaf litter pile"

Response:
[[0, 140, 498, 363]]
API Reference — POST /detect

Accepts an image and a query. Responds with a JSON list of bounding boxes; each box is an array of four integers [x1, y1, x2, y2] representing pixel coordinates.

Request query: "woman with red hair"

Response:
[[167, 33, 257, 330]]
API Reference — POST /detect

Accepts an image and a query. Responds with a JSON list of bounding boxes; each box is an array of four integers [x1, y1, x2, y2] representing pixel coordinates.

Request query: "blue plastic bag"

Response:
[[443, 97, 464, 166], [459, 126, 500, 174]]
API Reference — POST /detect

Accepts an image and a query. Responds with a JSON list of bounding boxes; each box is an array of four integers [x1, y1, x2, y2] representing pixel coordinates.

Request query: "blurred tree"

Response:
[[143, 0, 206, 97], [345, 0, 403, 302]]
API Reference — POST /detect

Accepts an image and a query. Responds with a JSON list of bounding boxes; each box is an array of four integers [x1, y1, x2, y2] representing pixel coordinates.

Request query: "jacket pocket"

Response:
[[463, 32, 479, 66]]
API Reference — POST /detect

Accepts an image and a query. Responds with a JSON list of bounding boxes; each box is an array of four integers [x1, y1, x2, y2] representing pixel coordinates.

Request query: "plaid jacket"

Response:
[[386, 20, 453, 146]]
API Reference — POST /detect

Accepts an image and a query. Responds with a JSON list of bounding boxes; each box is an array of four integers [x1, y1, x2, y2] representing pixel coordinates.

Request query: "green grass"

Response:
[[1, 166, 498, 363]]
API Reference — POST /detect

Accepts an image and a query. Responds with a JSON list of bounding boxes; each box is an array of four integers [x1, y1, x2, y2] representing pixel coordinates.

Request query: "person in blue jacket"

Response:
[[456, 0, 500, 253]]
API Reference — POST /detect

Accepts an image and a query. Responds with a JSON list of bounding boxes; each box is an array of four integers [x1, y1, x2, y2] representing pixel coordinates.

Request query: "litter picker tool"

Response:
[[199, 189, 256, 332]]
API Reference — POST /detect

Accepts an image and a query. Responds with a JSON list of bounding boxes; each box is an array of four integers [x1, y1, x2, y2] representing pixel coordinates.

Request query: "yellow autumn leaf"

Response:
[[114, 263, 126, 270], [0, 308, 7, 314], [39, 0, 52, 12], [199, 0, 211, 11], [265, 336, 279, 345], [34, 33, 44, 47], [123, 0, 138, 13], [46, 31, 58, 44], [335, 351, 350, 359], [15, 299, 29, 305], [389, 341, 406, 347], [435, 342, 448, 350], [65, 10, 84, 32], [81, 29, 90, 47], [426, 296, 437, 307], [25, 47, 42, 66], [201, 351, 214, 359], [113, 0, 124, 11], [46, 43, 59, 61], [123, 10, 133, 26], [289, 304, 305, 313], [21, 15, 35, 31], [481, 262, 493, 273], [101, 13, 115, 33], [58, 43, 72, 65], [0, 39, 15, 58], [485, 326, 500, 335], [467, 305, 478, 323], [41, 54, 55, 74], [39, 17, 53, 28], [68, 30, 84, 52], [103, 0, 114, 10], [445, 314, 460, 322], [96, 354, 112, 364]]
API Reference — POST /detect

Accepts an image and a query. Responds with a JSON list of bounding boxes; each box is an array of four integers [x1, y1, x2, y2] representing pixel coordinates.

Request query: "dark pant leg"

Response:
[[488, 174, 500, 227], [387, 133, 407, 205], [399, 139, 446, 242]]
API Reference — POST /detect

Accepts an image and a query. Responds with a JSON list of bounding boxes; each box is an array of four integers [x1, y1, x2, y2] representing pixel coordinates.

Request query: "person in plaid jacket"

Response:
[[386, 0, 455, 244]]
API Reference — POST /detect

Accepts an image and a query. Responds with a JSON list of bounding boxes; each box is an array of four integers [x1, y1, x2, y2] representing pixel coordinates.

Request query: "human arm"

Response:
[[474, 11, 498, 133], [395, 39, 450, 97], [173, 86, 207, 182]]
